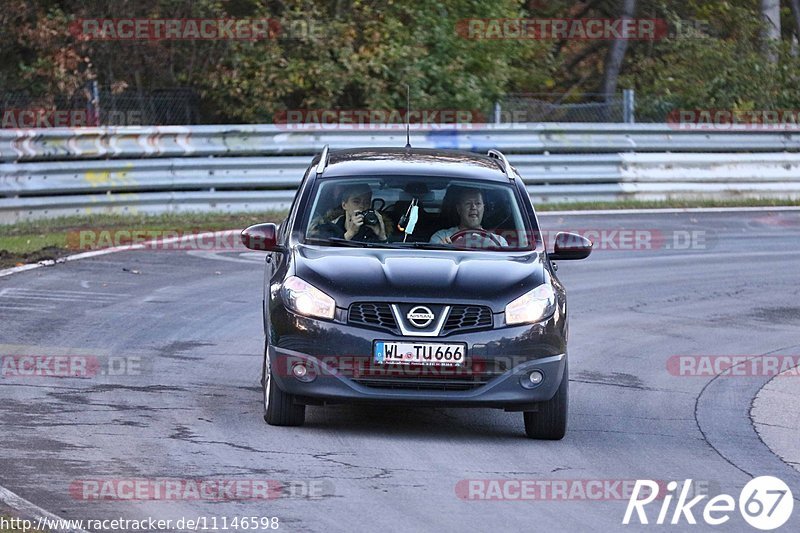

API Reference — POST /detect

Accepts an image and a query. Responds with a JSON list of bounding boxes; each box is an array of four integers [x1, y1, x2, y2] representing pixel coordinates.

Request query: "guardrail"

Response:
[[2, 124, 800, 223], [4, 124, 800, 163]]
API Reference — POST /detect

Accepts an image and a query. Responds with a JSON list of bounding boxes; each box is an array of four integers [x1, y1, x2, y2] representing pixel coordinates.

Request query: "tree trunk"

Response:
[[790, 0, 800, 42], [761, 0, 781, 63], [601, 0, 636, 117], [789, 0, 800, 58]]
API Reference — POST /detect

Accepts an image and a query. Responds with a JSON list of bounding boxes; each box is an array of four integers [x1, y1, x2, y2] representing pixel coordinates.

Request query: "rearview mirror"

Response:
[[241, 223, 284, 252], [550, 232, 592, 261]]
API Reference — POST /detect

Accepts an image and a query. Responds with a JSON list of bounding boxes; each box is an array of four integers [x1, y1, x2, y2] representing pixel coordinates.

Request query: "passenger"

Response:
[[430, 188, 508, 246], [310, 183, 389, 242]]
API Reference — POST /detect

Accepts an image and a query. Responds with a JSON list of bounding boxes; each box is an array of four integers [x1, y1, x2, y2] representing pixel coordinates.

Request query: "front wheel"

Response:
[[523, 359, 568, 440], [262, 344, 305, 426]]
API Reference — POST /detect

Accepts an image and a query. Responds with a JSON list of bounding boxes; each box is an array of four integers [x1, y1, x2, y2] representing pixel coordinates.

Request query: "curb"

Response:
[[751, 362, 800, 474], [0, 485, 89, 533]]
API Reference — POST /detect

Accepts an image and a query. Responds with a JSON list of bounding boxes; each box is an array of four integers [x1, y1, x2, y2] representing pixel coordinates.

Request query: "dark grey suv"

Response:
[[241, 146, 591, 439]]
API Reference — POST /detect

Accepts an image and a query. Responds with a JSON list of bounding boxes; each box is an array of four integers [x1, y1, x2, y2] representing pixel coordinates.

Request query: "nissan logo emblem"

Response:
[[407, 306, 435, 328]]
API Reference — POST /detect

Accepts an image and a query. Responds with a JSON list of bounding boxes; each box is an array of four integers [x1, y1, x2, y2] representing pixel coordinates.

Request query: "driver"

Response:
[[310, 183, 389, 242], [430, 188, 508, 246]]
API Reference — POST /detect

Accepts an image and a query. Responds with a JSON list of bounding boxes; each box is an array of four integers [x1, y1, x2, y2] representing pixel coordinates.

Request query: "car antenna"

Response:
[[405, 84, 412, 150]]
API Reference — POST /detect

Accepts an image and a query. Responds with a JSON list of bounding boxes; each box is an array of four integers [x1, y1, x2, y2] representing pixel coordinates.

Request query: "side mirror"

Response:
[[550, 232, 592, 261], [241, 223, 284, 252]]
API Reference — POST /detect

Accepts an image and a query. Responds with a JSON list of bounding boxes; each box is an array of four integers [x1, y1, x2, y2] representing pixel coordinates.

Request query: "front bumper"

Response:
[[267, 305, 568, 410], [270, 345, 565, 410]]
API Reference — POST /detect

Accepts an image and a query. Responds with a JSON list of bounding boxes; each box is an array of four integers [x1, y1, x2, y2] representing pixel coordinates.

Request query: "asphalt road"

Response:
[[1, 210, 799, 532]]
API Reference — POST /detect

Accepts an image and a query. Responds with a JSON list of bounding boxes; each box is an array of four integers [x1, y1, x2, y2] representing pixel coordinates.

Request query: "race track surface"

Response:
[[1, 210, 799, 532]]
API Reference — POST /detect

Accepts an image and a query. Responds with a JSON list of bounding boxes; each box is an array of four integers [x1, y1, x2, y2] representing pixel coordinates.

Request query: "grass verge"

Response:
[[0, 211, 286, 269]]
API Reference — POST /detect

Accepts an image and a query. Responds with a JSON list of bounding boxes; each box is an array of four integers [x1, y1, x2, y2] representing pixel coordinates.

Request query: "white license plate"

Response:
[[374, 341, 466, 366]]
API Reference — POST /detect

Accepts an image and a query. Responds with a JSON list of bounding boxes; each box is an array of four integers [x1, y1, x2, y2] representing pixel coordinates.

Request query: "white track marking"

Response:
[[0, 485, 89, 533]]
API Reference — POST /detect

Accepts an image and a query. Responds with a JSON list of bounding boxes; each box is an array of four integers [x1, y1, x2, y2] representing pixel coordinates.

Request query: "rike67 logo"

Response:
[[624, 477, 794, 530]]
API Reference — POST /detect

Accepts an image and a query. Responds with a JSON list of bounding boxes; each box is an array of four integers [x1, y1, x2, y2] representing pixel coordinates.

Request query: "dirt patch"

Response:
[[0, 246, 72, 270]]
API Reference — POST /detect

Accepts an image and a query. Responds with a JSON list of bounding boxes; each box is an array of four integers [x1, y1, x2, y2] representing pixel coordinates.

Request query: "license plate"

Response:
[[374, 341, 466, 366]]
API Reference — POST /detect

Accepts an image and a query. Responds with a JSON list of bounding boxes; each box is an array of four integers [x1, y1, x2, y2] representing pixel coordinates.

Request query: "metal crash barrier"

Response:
[[1, 124, 799, 223]]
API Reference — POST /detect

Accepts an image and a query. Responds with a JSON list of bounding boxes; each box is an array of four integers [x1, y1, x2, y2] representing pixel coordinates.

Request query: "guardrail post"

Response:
[[623, 89, 635, 124], [90, 80, 100, 127]]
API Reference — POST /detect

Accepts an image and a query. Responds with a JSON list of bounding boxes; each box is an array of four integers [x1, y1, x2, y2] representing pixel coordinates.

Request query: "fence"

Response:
[[493, 92, 633, 123], [3, 89, 648, 126], [1, 87, 201, 127], [1, 124, 799, 223]]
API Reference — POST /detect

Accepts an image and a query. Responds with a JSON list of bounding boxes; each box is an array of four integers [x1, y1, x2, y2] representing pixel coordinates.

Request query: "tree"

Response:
[[760, 0, 781, 62], [602, 0, 637, 102], [790, 0, 800, 47]]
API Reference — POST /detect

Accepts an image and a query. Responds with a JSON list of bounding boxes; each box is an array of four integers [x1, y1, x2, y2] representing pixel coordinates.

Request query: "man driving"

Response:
[[310, 183, 388, 242], [430, 187, 508, 247]]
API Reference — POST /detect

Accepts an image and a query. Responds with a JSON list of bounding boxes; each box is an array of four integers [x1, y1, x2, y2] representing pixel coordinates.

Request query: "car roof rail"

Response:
[[487, 149, 514, 180], [315, 144, 330, 176]]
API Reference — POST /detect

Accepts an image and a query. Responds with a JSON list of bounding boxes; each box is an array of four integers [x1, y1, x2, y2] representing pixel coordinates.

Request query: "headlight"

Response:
[[282, 276, 336, 320], [505, 283, 556, 326]]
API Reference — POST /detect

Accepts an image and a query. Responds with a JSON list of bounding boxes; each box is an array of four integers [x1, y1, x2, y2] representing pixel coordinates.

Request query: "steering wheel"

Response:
[[449, 228, 503, 248]]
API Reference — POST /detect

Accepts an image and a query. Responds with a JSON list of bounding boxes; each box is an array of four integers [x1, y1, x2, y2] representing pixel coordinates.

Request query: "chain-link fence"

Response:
[[2, 86, 676, 127], [493, 92, 678, 123], [493, 93, 626, 123], [1, 86, 200, 127]]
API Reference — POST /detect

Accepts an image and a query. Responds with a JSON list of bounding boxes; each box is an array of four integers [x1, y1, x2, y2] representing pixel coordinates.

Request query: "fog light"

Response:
[[292, 364, 308, 378], [291, 362, 316, 382], [520, 369, 545, 389]]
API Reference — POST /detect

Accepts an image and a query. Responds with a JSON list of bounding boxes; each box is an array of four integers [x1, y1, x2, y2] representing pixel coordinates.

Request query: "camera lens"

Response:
[[363, 210, 379, 226]]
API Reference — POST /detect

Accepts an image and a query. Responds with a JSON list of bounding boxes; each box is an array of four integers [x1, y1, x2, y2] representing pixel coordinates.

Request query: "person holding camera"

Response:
[[310, 183, 389, 242]]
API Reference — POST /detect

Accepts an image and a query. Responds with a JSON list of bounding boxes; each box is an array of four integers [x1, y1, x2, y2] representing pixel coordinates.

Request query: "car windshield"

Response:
[[302, 176, 536, 251]]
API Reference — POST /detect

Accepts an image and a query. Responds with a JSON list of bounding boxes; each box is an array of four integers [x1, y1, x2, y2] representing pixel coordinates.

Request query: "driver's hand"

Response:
[[443, 235, 453, 244]]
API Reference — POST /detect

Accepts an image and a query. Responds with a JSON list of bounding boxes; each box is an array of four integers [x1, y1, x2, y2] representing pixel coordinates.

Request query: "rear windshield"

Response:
[[301, 175, 536, 251]]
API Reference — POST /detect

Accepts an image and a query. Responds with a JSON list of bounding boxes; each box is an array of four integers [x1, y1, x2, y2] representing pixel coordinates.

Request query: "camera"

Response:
[[356, 209, 380, 226]]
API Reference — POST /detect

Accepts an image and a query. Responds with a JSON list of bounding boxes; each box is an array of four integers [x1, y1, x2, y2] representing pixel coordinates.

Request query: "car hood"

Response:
[[292, 245, 546, 312]]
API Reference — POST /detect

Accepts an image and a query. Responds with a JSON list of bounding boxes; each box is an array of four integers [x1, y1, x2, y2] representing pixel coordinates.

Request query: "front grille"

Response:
[[348, 303, 397, 332], [442, 305, 493, 335]]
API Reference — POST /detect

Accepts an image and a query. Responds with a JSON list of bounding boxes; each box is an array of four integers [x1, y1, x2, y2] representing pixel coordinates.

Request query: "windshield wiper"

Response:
[[305, 237, 520, 251], [405, 241, 526, 251], [305, 237, 385, 248], [404, 242, 453, 250]]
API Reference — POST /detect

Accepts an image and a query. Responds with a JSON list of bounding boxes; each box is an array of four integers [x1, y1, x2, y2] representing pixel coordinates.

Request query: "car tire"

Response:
[[523, 359, 568, 440], [262, 341, 305, 426]]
